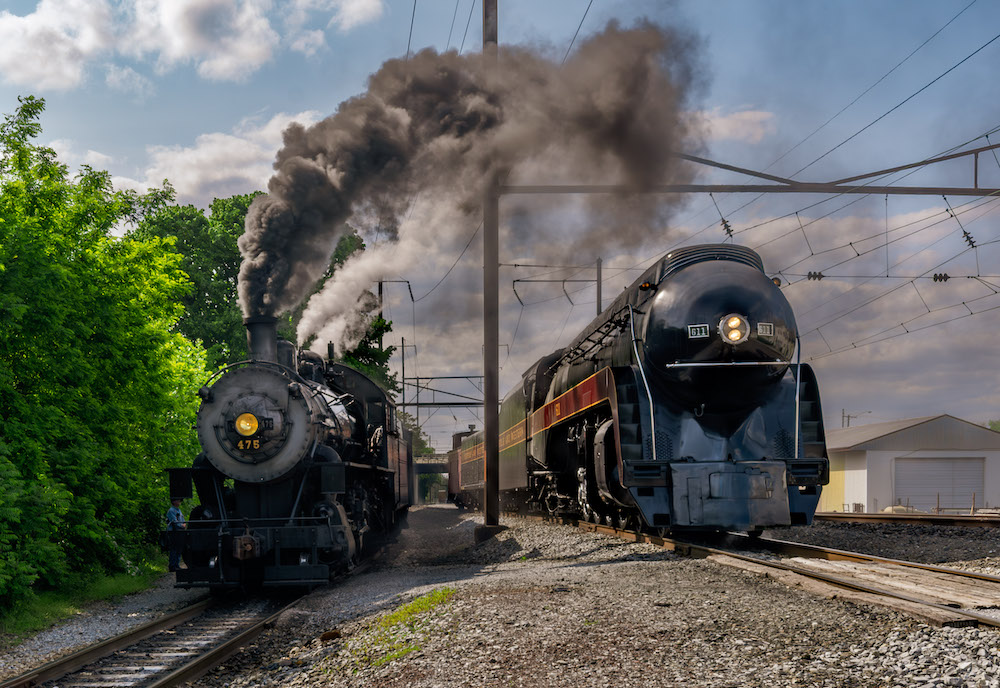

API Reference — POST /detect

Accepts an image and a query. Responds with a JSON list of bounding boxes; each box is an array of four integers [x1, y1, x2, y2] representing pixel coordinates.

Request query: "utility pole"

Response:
[[378, 280, 383, 349], [401, 338, 417, 423], [476, 0, 505, 543], [596, 257, 602, 316], [841, 409, 870, 427]]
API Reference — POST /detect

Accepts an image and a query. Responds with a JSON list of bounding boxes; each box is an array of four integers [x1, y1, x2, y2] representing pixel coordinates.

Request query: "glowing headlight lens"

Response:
[[720, 314, 749, 345], [235, 413, 259, 436]]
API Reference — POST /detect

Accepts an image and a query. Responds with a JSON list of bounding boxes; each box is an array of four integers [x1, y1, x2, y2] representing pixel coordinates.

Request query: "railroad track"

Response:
[[535, 515, 1000, 629], [0, 541, 393, 688], [815, 512, 1000, 527], [0, 595, 300, 688]]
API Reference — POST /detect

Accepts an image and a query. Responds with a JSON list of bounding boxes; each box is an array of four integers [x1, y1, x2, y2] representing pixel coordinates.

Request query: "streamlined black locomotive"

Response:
[[450, 244, 828, 534], [167, 317, 413, 589]]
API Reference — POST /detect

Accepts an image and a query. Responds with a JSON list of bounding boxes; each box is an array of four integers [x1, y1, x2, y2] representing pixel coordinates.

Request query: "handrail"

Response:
[[794, 336, 802, 459], [628, 305, 657, 463], [662, 360, 789, 368]]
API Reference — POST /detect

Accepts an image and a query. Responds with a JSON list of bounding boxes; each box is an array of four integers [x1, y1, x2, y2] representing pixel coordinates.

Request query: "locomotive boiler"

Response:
[[166, 317, 414, 590], [450, 244, 828, 534]]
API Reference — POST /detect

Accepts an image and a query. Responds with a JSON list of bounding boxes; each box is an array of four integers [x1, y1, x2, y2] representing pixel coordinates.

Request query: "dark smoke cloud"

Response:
[[237, 20, 706, 351]]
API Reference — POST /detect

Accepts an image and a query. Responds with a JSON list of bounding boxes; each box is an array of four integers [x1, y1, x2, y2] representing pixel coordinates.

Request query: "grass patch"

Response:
[[334, 587, 456, 674], [0, 561, 166, 644], [377, 587, 454, 630], [372, 644, 419, 667]]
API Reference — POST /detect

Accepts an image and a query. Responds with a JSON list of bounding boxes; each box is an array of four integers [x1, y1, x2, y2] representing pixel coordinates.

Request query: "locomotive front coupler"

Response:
[[232, 520, 261, 560]]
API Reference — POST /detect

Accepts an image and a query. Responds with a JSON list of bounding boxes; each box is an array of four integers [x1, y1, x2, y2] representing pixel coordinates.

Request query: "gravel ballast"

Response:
[[199, 508, 1000, 688], [7, 508, 1000, 687]]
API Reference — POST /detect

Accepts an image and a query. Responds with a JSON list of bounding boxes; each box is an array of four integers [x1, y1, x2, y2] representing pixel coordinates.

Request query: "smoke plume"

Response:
[[237, 20, 705, 352]]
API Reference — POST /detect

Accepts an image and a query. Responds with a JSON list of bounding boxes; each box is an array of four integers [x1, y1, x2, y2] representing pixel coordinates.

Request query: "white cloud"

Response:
[[0, 0, 115, 90], [83, 149, 113, 167], [698, 106, 776, 144], [327, 0, 384, 32], [290, 28, 325, 56], [283, 0, 384, 54], [118, 110, 322, 208], [0, 0, 385, 90], [105, 64, 154, 99], [46, 138, 116, 171], [126, 0, 279, 81]]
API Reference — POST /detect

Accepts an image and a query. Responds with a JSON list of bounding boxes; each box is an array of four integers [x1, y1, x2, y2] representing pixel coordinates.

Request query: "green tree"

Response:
[[136, 194, 260, 370], [0, 96, 205, 608], [398, 411, 434, 456], [418, 473, 447, 503], [340, 315, 400, 394]]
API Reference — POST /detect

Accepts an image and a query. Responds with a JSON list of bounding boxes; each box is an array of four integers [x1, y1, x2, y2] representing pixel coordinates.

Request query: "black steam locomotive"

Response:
[[167, 317, 414, 589], [450, 244, 829, 534]]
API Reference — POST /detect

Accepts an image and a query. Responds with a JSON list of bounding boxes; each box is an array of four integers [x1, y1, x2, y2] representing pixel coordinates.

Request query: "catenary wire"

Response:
[[662, 4, 979, 259], [791, 29, 1000, 178], [459, 0, 477, 53], [446, 0, 461, 49], [406, 0, 417, 59], [562, 0, 594, 64], [767, 0, 978, 175]]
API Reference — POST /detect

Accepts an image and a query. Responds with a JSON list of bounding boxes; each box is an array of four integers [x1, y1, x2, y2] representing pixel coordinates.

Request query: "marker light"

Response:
[[235, 413, 259, 436], [719, 314, 750, 345]]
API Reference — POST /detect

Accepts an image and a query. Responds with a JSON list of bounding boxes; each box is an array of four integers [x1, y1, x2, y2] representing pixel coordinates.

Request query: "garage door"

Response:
[[894, 457, 984, 513]]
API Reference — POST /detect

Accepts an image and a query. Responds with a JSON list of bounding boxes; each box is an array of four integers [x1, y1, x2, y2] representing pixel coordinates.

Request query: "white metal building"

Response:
[[819, 415, 1000, 514]]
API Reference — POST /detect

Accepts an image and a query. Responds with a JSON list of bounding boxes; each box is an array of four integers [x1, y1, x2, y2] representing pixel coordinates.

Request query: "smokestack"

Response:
[[245, 316, 278, 363]]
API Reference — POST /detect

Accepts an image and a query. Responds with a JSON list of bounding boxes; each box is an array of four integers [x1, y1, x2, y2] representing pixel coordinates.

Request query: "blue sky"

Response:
[[3, 0, 1000, 450]]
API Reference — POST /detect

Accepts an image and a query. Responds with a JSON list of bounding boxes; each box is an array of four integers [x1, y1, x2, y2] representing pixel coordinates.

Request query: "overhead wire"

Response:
[[446, 0, 461, 49], [657, 3, 979, 261], [808, 299, 1000, 361], [800, 235, 991, 343], [406, 0, 417, 59], [768, 0, 978, 174], [794, 200, 1000, 324], [791, 28, 1000, 178], [561, 0, 594, 64], [459, 0, 477, 53]]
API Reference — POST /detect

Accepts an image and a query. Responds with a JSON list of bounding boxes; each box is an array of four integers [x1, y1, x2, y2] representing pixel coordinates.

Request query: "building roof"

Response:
[[827, 414, 1000, 452]]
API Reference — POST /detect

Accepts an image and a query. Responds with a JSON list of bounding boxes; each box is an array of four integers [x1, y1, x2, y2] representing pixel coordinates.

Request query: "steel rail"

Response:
[[815, 512, 1000, 527], [0, 597, 213, 688], [144, 551, 380, 687], [145, 596, 303, 688], [537, 515, 1000, 628]]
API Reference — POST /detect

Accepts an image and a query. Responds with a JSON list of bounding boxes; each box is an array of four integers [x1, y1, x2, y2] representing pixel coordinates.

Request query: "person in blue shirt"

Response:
[[166, 498, 186, 572]]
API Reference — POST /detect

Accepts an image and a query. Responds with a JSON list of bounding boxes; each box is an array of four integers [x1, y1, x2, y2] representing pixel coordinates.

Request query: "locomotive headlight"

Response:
[[720, 313, 750, 345], [235, 412, 259, 436]]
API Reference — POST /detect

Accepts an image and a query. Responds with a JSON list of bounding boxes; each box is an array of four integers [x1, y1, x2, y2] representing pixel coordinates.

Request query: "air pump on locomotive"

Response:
[[449, 244, 829, 534], [166, 317, 414, 590]]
